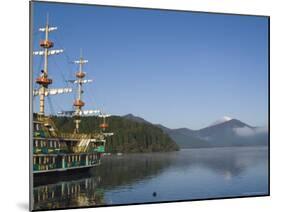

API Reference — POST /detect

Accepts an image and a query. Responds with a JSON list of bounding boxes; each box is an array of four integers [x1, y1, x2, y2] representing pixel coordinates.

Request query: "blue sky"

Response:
[[32, 2, 268, 129]]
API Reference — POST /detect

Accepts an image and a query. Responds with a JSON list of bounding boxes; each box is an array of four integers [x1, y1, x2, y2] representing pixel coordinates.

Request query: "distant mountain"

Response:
[[123, 114, 151, 124], [195, 119, 267, 147], [209, 116, 233, 127], [156, 125, 211, 148], [124, 114, 268, 148]]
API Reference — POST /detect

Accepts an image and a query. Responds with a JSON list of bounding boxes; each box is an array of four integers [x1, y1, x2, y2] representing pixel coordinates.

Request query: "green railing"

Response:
[[33, 163, 57, 171], [34, 131, 46, 138], [33, 159, 100, 171], [33, 147, 61, 154], [94, 146, 105, 153]]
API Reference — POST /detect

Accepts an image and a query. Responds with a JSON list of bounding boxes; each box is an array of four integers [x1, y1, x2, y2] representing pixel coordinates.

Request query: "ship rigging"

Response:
[[32, 16, 113, 175]]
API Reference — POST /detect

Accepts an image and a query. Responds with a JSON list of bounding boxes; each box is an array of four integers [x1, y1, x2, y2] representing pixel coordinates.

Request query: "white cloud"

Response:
[[233, 127, 255, 136], [255, 127, 268, 134], [233, 126, 268, 137]]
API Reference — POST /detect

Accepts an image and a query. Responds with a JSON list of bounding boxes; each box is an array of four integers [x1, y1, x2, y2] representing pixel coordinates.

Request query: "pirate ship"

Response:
[[32, 18, 113, 175]]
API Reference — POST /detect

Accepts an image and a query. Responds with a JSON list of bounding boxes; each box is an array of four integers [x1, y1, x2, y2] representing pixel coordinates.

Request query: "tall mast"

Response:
[[99, 114, 109, 132], [33, 15, 64, 116], [73, 51, 89, 133]]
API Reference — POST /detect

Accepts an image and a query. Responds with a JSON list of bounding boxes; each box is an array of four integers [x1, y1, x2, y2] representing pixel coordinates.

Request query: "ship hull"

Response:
[[32, 115, 108, 187], [33, 164, 98, 187]]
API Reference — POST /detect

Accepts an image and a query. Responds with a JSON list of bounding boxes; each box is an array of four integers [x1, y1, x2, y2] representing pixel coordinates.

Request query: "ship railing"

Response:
[[59, 132, 106, 140]]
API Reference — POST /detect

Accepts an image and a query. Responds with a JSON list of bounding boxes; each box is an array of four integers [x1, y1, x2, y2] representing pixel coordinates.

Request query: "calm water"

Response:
[[33, 146, 268, 210]]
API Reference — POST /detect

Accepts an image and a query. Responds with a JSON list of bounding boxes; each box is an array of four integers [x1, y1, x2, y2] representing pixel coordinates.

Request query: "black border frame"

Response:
[[29, 1, 270, 211]]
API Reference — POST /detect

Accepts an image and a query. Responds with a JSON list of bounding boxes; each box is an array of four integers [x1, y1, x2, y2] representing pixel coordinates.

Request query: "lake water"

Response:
[[33, 146, 268, 210]]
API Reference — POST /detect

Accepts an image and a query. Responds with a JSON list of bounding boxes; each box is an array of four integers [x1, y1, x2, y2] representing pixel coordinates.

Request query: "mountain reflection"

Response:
[[33, 147, 268, 210], [172, 147, 268, 177], [92, 153, 175, 188]]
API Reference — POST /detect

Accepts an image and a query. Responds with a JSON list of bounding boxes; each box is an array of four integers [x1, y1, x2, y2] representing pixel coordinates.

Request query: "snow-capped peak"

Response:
[[209, 116, 233, 127]]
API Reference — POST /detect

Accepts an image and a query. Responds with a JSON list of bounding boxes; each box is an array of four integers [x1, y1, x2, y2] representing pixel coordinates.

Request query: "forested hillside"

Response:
[[51, 115, 179, 153]]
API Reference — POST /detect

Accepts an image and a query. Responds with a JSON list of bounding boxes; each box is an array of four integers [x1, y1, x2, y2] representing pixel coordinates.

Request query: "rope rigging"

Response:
[[33, 20, 107, 118], [47, 96, 55, 115]]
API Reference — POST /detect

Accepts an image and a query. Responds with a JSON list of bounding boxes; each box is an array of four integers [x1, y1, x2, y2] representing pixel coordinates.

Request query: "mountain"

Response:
[[51, 115, 179, 153], [156, 125, 211, 148], [209, 116, 233, 127], [195, 119, 267, 147], [125, 114, 268, 148], [123, 114, 151, 124]]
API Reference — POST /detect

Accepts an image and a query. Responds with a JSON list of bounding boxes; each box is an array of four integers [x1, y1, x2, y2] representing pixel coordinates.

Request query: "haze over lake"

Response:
[[33, 146, 268, 210]]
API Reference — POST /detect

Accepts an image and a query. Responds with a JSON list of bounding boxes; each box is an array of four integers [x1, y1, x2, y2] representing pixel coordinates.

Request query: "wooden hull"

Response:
[[33, 164, 98, 187]]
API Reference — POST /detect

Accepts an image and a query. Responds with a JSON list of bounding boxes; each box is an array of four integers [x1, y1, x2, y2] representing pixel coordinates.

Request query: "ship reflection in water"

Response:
[[33, 177, 104, 210], [33, 146, 268, 210]]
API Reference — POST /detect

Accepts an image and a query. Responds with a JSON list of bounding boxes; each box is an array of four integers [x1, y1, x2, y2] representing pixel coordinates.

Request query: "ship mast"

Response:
[[33, 15, 71, 116], [73, 51, 90, 133], [36, 15, 53, 115], [99, 113, 109, 132]]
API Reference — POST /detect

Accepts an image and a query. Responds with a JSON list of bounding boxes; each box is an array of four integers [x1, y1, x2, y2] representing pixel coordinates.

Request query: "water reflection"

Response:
[[33, 147, 268, 210], [92, 152, 175, 188], [33, 177, 104, 210], [171, 147, 268, 177]]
